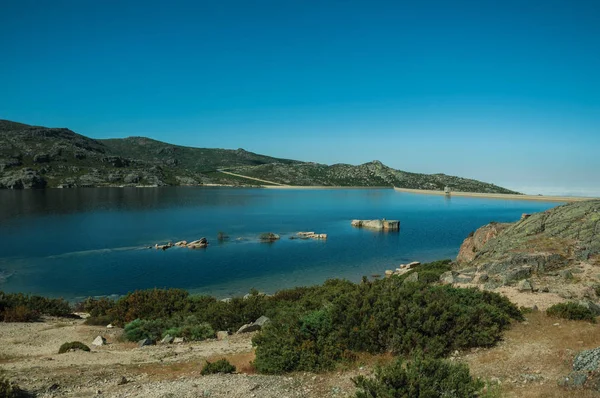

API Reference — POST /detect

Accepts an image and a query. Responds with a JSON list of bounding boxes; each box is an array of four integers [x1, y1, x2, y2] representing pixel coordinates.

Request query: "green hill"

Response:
[[0, 119, 519, 193]]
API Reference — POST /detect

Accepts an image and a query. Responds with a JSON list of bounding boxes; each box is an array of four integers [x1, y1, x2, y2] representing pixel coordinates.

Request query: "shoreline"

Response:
[[393, 187, 595, 202], [261, 185, 393, 190]]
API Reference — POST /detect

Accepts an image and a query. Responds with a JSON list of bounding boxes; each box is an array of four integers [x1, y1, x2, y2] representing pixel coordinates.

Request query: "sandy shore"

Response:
[[393, 187, 595, 202], [262, 185, 392, 190]]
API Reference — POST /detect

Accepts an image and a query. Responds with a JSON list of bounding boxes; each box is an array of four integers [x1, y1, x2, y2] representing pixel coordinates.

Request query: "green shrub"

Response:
[[0, 291, 72, 322], [546, 302, 596, 322], [84, 314, 114, 326], [2, 306, 39, 322], [76, 297, 115, 318], [58, 341, 90, 354], [201, 359, 236, 375], [123, 319, 168, 341], [353, 356, 484, 398], [124, 316, 215, 342], [109, 289, 190, 326], [253, 308, 343, 374], [253, 277, 522, 373]]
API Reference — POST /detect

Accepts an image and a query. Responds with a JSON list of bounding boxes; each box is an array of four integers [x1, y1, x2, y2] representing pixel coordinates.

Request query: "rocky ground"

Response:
[[2, 305, 600, 397]]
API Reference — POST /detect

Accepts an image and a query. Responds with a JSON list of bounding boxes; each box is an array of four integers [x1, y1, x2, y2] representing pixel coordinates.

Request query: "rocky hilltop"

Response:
[[0, 119, 517, 192], [229, 161, 519, 193], [449, 199, 600, 299]]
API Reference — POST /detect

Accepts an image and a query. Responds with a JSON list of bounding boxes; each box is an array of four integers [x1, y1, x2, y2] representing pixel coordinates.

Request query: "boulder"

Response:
[[173, 337, 185, 344], [138, 339, 155, 347], [407, 261, 420, 267], [517, 279, 534, 292], [440, 271, 457, 285], [160, 335, 174, 344], [253, 316, 270, 327], [124, 173, 141, 184], [502, 267, 532, 284], [216, 331, 229, 341], [154, 243, 173, 250], [404, 272, 419, 283], [92, 336, 106, 346], [174, 241, 188, 247], [574, 347, 600, 371], [384, 270, 394, 278], [237, 316, 270, 334], [106, 324, 114, 329]]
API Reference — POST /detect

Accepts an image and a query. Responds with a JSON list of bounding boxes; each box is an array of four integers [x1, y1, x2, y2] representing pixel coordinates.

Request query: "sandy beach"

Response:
[[392, 187, 595, 202]]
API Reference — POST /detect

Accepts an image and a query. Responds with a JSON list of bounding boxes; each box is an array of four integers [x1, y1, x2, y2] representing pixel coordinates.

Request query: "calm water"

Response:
[[0, 188, 562, 300]]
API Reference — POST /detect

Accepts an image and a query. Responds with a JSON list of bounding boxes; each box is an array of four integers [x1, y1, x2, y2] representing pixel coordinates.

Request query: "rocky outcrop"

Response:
[[259, 233, 280, 242], [456, 222, 511, 264], [452, 200, 600, 298], [0, 168, 47, 189]]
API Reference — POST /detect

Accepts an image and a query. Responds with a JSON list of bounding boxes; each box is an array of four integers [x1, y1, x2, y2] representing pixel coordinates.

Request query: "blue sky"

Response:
[[1, 0, 599, 195]]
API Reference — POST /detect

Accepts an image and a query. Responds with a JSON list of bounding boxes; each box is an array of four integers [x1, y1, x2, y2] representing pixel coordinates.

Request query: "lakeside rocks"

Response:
[[351, 219, 399, 230]]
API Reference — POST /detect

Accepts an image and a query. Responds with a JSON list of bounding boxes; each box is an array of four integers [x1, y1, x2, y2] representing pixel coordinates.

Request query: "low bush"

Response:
[[75, 297, 115, 318], [84, 314, 113, 326], [546, 302, 596, 322], [0, 291, 72, 322], [58, 341, 90, 354], [201, 359, 236, 375], [253, 277, 522, 373], [353, 356, 484, 398], [124, 316, 215, 342], [2, 306, 39, 322]]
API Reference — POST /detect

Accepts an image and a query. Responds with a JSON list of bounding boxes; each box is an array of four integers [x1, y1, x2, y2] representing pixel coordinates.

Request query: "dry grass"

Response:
[[464, 311, 600, 397]]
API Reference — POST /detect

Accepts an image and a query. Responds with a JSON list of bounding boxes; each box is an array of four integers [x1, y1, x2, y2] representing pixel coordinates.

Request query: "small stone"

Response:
[[216, 331, 229, 341], [117, 376, 128, 385], [160, 334, 174, 344], [174, 337, 184, 344]]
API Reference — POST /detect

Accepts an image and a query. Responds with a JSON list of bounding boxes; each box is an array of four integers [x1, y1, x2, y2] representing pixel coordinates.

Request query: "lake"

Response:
[[0, 187, 563, 300]]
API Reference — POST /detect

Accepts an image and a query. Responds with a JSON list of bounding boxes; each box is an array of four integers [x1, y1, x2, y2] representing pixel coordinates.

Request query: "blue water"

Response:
[[0, 188, 563, 300]]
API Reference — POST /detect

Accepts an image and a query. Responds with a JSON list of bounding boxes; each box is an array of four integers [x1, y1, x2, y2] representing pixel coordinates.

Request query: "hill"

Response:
[[0, 120, 518, 192], [228, 161, 518, 192]]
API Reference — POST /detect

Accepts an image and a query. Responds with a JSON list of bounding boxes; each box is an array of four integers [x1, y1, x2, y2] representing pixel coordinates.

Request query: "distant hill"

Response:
[[228, 161, 518, 193], [0, 119, 519, 193]]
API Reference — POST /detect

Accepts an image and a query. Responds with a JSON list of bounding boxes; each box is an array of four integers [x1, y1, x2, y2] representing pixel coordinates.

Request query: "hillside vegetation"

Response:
[[0, 119, 518, 193]]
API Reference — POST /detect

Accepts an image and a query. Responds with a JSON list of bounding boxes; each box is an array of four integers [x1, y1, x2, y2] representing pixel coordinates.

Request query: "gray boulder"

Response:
[[237, 316, 271, 334], [160, 335, 174, 344], [574, 347, 600, 371], [138, 339, 155, 347], [216, 331, 229, 341], [440, 271, 457, 284], [92, 336, 106, 346], [517, 279, 533, 292]]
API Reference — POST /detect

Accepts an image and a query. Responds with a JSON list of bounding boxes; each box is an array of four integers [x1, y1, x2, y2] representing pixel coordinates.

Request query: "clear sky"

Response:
[[1, 0, 599, 195]]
